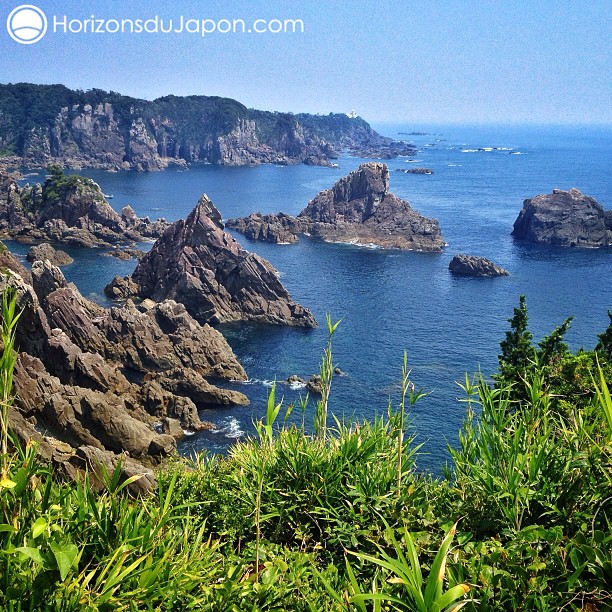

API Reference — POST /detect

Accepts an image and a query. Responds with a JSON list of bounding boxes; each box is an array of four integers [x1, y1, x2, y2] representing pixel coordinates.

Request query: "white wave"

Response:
[[289, 381, 307, 390], [212, 417, 244, 439], [510, 151, 524, 155], [461, 149, 478, 153], [447, 164, 463, 167], [183, 430, 196, 437]]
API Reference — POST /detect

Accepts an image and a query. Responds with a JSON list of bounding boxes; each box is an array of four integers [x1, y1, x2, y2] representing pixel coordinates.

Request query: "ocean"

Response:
[[11, 123, 612, 472]]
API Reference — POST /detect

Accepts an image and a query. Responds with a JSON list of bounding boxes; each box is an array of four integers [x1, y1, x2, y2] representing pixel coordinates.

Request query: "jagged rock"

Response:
[[228, 163, 445, 251], [27, 243, 73, 266], [449, 255, 510, 278], [115, 194, 316, 327], [104, 248, 146, 261], [104, 275, 141, 299], [307, 375, 323, 394], [0, 168, 168, 247], [145, 368, 250, 407], [287, 375, 307, 385], [226, 213, 300, 244], [8, 406, 156, 495], [0, 242, 32, 284], [512, 188, 612, 248], [0, 251, 251, 480]]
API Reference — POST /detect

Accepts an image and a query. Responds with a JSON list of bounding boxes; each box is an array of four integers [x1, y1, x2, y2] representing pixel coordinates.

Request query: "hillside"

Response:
[[0, 83, 397, 171]]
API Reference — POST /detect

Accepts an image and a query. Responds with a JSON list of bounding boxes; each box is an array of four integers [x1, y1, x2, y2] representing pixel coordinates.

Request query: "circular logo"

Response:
[[6, 5, 47, 44]]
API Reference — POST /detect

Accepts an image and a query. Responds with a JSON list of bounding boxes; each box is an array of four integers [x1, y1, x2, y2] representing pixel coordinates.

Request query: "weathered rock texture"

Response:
[[0, 250, 249, 490], [449, 254, 509, 278], [226, 163, 445, 251], [106, 195, 316, 327], [225, 213, 300, 244], [27, 243, 73, 266], [0, 83, 402, 171], [512, 188, 612, 248], [0, 168, 167, 247]]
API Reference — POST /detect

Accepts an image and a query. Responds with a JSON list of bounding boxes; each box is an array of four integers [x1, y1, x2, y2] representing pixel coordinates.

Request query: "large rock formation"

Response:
[[512, 188, 612, 248], [225, 213, 300, 244], [0, 250, 250, 489], [27, 243, 73, 266], [106, 195, 316, 327], [0, 167, 167, 247], [449, 254, 509, 277], [0, 83, 402, 171], [226, 163, 445, 251]]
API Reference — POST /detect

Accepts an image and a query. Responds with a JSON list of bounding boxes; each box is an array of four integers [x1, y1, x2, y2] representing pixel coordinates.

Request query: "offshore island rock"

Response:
[[449, 254, 509, 278], [512, 188, 612, 248], [106, 195, 316, 327], [27, 243, 74, 266], [226, 162, 445, 251]]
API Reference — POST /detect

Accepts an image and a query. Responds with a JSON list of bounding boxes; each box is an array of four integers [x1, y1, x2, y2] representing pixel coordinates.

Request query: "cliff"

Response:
[[0, 83, 402, 171], [226, 162, 445, 251], [0, 166, 167, 246], [105, 195, 316, 327], [512, 188, 612, 248]]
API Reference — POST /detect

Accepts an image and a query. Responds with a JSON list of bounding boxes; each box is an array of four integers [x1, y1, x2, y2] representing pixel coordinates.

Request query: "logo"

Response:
[[7, 5, 47, 44]]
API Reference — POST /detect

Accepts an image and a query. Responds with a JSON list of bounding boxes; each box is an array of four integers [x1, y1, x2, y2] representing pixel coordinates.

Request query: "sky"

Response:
[[1, 0, 610, 125]]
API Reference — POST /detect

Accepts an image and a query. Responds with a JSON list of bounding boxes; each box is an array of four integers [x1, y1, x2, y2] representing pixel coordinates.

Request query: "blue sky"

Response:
[[1, 0, 610, 124]]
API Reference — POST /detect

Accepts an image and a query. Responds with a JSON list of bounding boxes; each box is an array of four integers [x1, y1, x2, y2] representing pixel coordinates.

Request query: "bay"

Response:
[[13, 123, 611, 472]]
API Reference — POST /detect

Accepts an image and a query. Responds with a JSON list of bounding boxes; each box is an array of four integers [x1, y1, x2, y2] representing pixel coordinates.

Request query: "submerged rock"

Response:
[[512, 188, 612, 248], [110, 194, 316, 328], [449, 254, 509, 278], [227, 163, 445, 251]]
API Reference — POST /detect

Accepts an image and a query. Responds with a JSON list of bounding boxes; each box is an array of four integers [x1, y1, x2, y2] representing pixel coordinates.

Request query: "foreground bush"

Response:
[[0, 294, 610, 610]]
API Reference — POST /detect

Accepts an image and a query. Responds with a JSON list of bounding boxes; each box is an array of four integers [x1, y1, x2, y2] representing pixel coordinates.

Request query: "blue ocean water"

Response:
[[12, 124, 612, 472]]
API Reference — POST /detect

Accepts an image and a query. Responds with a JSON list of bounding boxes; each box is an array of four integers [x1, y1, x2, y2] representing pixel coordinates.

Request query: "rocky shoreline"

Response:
[[0, 83, 410, 172], [0, 247, 252, 491], [0, 166, 167, 247]]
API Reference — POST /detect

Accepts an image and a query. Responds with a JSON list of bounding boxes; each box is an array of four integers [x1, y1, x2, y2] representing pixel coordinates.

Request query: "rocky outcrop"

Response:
[[103, 247, 146, 261], [0, 83, 401, 171], [226, 213, 300, 244], [27, 243, 73, 266], [396, 168, 434, 175], [106, 195, 316, 327], [0, 168, 168, 247], [512, 188, 612, 248], [449, 254, 509, 278], [227, 163, 445, 251], [0, 251, 250, 486]]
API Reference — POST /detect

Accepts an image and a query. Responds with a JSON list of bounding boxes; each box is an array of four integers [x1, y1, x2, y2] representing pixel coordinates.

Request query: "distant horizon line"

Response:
[[2, 81, 611, 128]]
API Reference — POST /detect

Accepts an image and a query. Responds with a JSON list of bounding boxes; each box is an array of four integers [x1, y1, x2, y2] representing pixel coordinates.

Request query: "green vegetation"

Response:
[[0, 83, 380, 162], [0, 294, 610, 610]]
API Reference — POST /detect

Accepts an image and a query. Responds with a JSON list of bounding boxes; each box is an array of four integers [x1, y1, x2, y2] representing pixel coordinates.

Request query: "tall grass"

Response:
[[0, 287, 610, 609]]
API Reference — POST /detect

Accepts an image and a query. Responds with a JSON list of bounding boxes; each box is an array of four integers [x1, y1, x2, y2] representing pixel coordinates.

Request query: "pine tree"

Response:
[[538, 316, 573, 366], [498, 295, 534, 382], [595, 310, 612, 359]]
